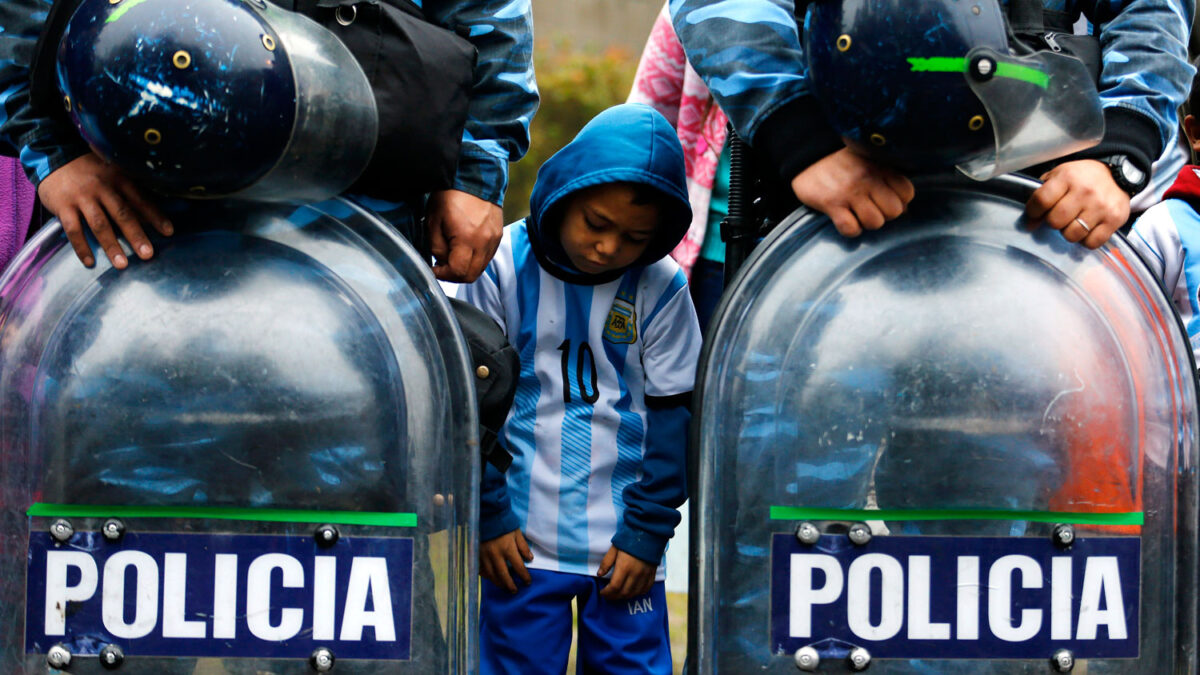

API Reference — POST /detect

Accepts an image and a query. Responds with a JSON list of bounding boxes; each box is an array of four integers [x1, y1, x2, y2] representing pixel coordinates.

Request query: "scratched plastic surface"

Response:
[[690, 175, 1199, 673], [0, 199, 478, 673]]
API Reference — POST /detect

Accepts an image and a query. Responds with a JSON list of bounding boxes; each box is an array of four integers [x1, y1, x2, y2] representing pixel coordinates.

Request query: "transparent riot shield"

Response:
[[0, 198, 479, 673], [690, 175, 1198, 673]]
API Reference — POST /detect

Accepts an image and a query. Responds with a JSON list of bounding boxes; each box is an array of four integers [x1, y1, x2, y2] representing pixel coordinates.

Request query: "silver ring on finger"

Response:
[[1074, 216, 1091, 233]]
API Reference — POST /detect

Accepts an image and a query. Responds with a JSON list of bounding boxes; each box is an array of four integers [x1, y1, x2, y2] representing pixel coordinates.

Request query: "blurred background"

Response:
[[503, 0, 660, 223]]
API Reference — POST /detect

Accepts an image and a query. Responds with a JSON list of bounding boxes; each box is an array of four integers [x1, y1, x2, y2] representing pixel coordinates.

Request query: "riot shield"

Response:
[[690, 175, 1198, 673], [0, 199, 478, 673]]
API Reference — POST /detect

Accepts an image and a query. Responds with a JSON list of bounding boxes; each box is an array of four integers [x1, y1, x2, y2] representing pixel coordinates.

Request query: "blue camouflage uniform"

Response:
[[0, 0, 537, 226], [668, 0, 1194, 188]]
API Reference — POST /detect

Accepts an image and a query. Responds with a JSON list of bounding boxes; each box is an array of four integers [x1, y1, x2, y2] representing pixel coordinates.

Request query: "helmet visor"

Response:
[[957, 46, 1104, 180]]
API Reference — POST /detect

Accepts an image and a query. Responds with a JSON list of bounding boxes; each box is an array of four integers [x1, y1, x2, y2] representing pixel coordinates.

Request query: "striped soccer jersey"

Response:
[[460, 220, 701, 578]]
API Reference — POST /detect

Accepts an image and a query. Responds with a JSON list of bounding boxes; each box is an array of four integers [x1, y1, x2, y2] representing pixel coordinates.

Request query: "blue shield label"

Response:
[[770, 533, 1140, 659], [26, 531, 414, 660]]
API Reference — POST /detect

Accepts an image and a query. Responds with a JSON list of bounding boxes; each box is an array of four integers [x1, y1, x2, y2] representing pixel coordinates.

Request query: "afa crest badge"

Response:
[[604, 298, 637, 344]]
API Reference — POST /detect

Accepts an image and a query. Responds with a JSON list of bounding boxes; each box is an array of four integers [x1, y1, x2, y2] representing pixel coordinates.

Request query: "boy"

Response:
[[459, 103, 700, 674], [1128, 65, 1200, 361]]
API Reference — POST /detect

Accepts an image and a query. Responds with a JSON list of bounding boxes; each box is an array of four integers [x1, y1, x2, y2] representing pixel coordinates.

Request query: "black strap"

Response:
[[29, 0, 84, 120]]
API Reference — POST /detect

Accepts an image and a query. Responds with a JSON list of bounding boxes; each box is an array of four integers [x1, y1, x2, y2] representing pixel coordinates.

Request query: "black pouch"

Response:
[[1007, 0, 1101, 83], [447, 297, 519, 473], [296, 0, 478, 200]]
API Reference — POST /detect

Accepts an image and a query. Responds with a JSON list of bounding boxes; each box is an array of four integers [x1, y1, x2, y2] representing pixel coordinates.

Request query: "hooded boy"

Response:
[[459, 103, 700, 674]]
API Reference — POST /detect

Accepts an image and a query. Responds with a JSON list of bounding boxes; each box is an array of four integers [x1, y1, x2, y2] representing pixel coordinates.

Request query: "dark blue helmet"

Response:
[[804, 0, 1103, 179], [57, 0, 377, 202]]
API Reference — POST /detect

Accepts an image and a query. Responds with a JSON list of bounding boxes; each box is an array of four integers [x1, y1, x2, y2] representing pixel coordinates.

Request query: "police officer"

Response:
[[0, 0, 537, 283], [670, 0, 1193, 249]]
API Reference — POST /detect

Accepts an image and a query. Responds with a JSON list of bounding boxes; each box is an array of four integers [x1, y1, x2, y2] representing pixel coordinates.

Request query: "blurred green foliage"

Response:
[[503, 39, 639, 224]]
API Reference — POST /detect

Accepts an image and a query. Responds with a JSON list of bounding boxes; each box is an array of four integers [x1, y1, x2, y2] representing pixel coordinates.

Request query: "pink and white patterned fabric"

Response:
[[0, 155, 35, 274], [628, 2, 727, 278]]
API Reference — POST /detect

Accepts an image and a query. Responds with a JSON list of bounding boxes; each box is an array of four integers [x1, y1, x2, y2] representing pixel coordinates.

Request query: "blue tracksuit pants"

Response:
[[480, 568, 672, 674]]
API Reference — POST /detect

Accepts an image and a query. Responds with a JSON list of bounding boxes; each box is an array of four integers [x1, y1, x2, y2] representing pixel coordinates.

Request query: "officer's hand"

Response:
[[597, 546, 655, 601], [790, 147, 915, 237], [427, 189, 503, 283], [37, 152, 173, 269], [480, 528, 533, 594], [1026, 159, 1129, 249]]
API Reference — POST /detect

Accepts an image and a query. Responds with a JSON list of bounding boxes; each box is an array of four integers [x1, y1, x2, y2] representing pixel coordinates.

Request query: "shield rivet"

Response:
[[1052, 523, 1075, 548], [793, 646, 819, 671], [314, 524, 340, 548], [970, 54, 997, 82], [311, 646, 336, 672], [848, 646, 871, 671], [50, 519, 74, 543], [848, 522, 872, 546], [47, 644, 72, 668], [1052, 648, 1075, 671], [100, 644, 124, 669], [794, 522, 820, 545], [102, 518, 126, 541]]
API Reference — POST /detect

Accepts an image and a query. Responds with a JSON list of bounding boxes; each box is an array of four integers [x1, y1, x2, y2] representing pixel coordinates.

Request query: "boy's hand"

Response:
[[480, 528, 533, 593], [427, 189, 503, 283], [37, 152, 173, 269], [1026, 159, 1129, 249], [597, 546, 655, 601], [790, 147, 915, 238]]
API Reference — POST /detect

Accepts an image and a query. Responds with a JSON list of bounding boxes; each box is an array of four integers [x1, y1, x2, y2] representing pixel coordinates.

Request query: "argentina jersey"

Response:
[[460, 221, 701, 579]]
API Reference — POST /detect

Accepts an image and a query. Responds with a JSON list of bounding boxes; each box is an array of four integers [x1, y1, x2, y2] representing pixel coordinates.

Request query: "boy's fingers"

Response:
[[507, 551, 532, 587], [494, 559, 518, 593], [515, 531, 534, 562], [600, 565, 627, 599], [597, 548, 617, 577]]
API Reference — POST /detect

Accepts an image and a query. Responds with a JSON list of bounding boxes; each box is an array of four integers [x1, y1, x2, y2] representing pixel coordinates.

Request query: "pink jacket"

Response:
[[0, 156, 35, 274], [627, 2, 727, 278]]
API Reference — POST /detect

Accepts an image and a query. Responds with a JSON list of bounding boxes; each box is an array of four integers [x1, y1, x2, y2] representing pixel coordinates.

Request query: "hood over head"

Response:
[[527, 103, 692, 284]]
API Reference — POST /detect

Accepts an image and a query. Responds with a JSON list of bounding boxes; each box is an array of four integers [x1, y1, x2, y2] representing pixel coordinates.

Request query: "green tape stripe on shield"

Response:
[[770, 506, 1143, 526], [28, 503, 418, 528], [907, 56, 1050, 89]]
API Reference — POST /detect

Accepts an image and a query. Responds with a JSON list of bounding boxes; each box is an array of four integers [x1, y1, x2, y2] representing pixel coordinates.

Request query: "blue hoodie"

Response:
[[526, 103, 693, 284], [462, 103, 701, 573]]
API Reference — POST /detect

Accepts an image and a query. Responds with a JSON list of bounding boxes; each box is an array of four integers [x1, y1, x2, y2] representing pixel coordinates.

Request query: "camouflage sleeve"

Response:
[[1068, 0, 1194, 175], [425, 0, 538, 207], [668, 0, 840, 180], [0, 0, 90, 185]]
